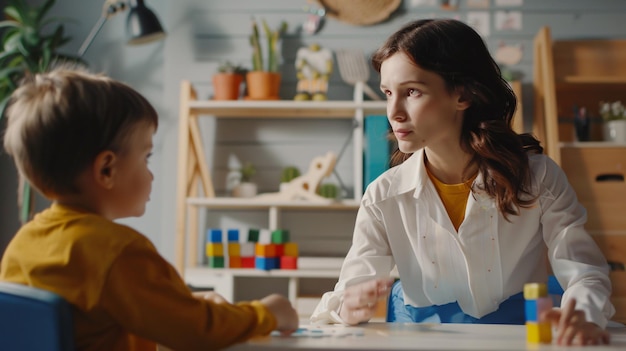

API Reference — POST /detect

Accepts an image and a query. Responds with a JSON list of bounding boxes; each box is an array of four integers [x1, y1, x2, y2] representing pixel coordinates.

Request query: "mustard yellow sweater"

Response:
[[0, 204, 276, 351]]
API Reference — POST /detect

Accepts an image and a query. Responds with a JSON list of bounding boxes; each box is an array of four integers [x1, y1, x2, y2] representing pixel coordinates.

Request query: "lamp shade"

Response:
[[126, 0, 166, 45]]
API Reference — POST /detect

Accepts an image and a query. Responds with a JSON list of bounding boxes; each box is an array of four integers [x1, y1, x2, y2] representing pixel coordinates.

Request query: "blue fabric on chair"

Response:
[[386, 280, 526, 324], [0, 282, 74, 351]]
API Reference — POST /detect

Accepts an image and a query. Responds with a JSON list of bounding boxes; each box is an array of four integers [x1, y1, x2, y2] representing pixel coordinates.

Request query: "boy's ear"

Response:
[[93, 150, 117, 189]]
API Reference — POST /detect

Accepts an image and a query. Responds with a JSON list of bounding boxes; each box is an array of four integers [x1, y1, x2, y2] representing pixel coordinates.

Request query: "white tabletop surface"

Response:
[[224, 322, 626, 351]]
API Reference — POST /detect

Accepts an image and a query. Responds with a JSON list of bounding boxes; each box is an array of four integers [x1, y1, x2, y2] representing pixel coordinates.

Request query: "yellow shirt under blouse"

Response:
[[426, 167, 478, 231], [0, 204, 276, 351]]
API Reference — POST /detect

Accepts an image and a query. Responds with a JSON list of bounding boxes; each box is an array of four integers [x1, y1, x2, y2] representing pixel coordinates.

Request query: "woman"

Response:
[[311, 19, 614, 346]]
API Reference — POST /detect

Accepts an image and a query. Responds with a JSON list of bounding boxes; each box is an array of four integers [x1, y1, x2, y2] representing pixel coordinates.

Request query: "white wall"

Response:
[[3, 0, 626, 266]]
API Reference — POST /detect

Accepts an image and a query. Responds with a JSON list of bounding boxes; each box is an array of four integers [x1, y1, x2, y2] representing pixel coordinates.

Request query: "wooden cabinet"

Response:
[[533, 27, 626, 323]]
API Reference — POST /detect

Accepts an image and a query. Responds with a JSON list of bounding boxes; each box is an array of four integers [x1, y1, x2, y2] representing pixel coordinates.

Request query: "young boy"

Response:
[[1, 68, 299, 350]]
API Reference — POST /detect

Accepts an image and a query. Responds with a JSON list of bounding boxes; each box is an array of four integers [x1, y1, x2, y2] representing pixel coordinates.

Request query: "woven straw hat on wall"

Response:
[[311, 0, 402, 26]]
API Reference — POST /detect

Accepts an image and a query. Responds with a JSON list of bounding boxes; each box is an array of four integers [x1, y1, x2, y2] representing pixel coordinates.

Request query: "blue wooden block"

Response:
[[227, 229, 239, 242], [255, 257, 277, 270], [206, 228, 222, 243], [525, 299, 538, 322]]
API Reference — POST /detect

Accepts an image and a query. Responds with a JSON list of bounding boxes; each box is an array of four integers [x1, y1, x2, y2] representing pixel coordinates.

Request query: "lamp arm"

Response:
[[77, 0, 128, 58], [78, 16, 108, 58]]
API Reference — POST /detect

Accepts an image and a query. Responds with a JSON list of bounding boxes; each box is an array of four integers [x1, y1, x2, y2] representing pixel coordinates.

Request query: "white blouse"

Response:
[[311, 149, 615, 328]]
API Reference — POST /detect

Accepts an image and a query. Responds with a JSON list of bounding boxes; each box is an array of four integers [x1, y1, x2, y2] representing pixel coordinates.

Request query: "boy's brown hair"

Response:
[[2, 68, 158, 197]]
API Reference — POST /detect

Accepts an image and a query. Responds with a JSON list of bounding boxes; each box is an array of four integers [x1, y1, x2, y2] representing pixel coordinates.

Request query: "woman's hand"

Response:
[[339, 278, 394, 325], [542, 298, 610, 345]]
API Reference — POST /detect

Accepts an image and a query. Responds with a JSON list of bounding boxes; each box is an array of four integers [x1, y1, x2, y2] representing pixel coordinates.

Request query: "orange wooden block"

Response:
[[255, 243, 276, 257], [229, 256, 242, 268]]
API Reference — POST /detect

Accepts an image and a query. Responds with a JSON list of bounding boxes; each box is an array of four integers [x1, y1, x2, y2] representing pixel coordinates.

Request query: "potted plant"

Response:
[[232, 161, 257, 198], [212, 61, 247, 100], [600, 101, 626, 143], [279, 165, 300, 191], [0, 0, 78, 223], [246, 17, 287, 100]]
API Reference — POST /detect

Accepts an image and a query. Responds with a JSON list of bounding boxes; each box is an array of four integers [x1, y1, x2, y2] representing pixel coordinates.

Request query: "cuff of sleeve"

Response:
[[309, 294, 347, 325], [248, 301, 278, 334]]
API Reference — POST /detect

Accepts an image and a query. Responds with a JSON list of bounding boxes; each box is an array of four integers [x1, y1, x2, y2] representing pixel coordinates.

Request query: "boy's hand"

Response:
[[339, 277, 394, 325], [260, 294, 299, 335], [542, 298, 610, 345]]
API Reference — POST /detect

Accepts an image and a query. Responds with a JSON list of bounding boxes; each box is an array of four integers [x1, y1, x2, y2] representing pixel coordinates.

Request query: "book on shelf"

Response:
[[363, 115, 392, 193]]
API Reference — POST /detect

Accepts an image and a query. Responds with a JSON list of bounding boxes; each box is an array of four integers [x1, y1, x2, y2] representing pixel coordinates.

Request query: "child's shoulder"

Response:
[[33, 204, 152, 254]]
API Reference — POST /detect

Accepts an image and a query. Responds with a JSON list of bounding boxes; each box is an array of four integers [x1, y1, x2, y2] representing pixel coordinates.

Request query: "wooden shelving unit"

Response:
[[174, 80, 387, 309], [533, 27, 626, 324]]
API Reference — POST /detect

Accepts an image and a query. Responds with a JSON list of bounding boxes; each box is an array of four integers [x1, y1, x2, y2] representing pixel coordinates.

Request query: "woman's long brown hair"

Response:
[[372, 19, 543, 220]]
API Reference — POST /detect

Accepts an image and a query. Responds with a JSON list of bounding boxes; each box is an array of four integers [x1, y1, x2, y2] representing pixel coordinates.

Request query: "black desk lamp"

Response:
[[78, 0, 166, 58]]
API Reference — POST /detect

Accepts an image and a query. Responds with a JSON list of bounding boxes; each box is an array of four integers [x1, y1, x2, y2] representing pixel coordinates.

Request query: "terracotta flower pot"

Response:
[[246, 71, 281, 100], [212, 73, 244, 100]]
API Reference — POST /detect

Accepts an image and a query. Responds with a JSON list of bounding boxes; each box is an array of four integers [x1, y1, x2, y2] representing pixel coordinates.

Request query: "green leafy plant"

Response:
[[240, 162, 256, 183], [0, 0, 78, 118], [0, 0, 78, 223], [249, 17, 287, 72], [600, 101, 626, 121], [217, 61, 247, 75], [318, 183, 338, 199], [280, 166, 300, 183]]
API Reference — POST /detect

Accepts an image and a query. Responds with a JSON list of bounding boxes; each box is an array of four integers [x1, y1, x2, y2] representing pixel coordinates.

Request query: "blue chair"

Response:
[[0, 282, 74, 351]]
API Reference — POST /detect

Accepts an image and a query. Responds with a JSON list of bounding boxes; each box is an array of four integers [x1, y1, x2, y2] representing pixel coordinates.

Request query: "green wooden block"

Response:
[[271, 229, 290, 244], [248, 229, 260, 242], [208, 256, 225, 268]]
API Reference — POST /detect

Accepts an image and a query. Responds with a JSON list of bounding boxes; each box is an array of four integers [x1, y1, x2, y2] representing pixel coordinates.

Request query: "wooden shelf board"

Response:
[[187, 197, 360, 210], [188, 100, 387, 118], [184, 266, 342, 279], [561, 76, 626, 84], [560, 141, 626, 148]]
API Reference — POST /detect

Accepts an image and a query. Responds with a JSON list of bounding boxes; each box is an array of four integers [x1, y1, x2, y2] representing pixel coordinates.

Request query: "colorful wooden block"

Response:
[[240, 242, 255, 257], [280, 256, 298, 270], [227, 229, 239, 242], [524, 283, 548, 300], [259, 229, 272, 244], [255, 243, 276, 257], [228, 243, 240, 257], [255, 257, 278, 270], [241, 256, 255, 268], [208, 256, 225, 268], [275, 244, 284, 257], [205, 243, 224, 257], [524, 282, 552, 344], [248, 229, 260, 243], [229, 256, 242, 268], [526, 322, 552, 343], [206, 228, 222, 243], [284, 242, 299, 257], [271, 229, 290, 244]]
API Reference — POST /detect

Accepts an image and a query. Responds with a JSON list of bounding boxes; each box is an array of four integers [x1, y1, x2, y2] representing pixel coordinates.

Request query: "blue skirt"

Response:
[[387, 280, 525, 324]]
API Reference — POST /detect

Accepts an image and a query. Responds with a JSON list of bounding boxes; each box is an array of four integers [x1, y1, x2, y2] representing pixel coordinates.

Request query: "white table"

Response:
[[225, 322, 626, 351]]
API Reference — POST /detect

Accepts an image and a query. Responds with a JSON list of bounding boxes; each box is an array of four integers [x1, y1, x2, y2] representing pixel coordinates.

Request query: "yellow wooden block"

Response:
[[524, 283, 548, 299], [284, 242, 299, 257], [206, 243, 224, 257], [526, 322, 552, 343], [228, 243, 240, 257]]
